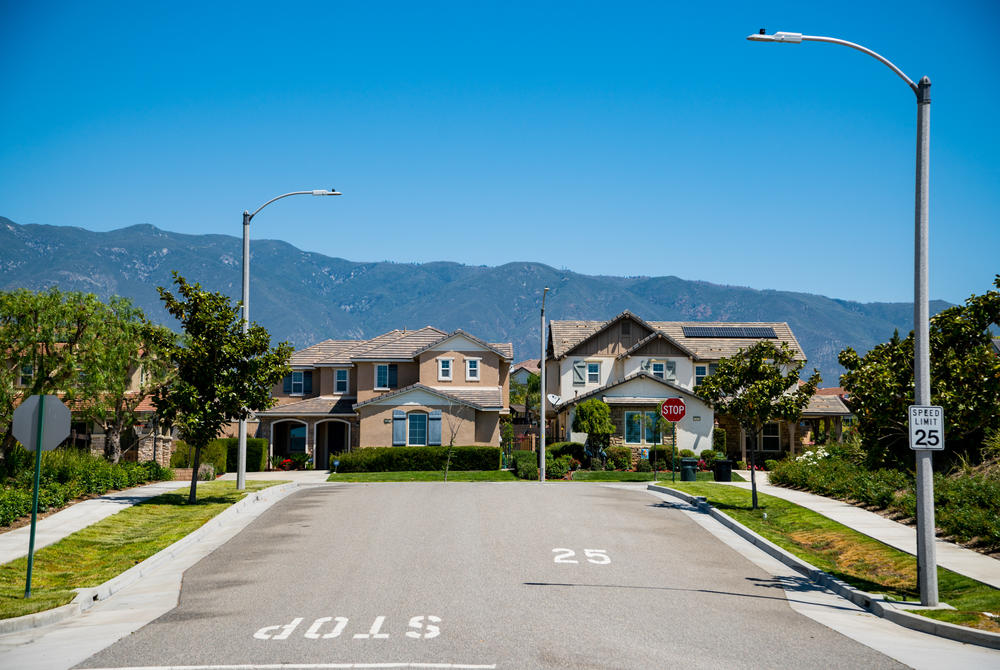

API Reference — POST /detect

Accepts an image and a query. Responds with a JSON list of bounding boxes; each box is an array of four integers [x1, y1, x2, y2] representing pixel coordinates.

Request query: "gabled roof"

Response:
[[256, 396, 358, 416], [351, 326, 448, 361], [554, 371, 702, 410], [412, 329, 514, 361], [551, 310, 656, 360], [352, 383, 503, 411], [802, 393, 851, 417], [617, 330, 699, 360]]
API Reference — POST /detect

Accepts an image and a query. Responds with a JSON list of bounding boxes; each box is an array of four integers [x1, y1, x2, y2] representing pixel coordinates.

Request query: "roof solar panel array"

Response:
[[681, 326, 778, 339]]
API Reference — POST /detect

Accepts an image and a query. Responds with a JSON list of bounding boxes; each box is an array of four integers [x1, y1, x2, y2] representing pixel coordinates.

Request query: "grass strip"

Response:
[[327, 470, 519, 482], [666, 482, 1000, 634], [572, 471, 745, 483], [0, 480, 283, 620]]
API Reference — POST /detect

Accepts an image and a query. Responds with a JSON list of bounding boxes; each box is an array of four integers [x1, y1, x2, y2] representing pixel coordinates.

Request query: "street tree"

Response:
[[696, 340, 820, 509], [0, 288, 104, 469], [572, 398, 615, 463], [839, 275, 1000, 467], [154, 273, 292, 503], [75, 296, 176, 463]]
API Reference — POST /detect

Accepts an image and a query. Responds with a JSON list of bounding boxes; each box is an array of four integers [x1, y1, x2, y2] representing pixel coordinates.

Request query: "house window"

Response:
[[282, 370, 313, 395], [291, 371, 304, 394], [335, 369, 348, 393], [438, 358, 453, 381], [466, 358, 480, 381], [587, 362, 600, 384], [289, 425, 306, 452], [695, 363, 718, 387], [625, 411, 661, 445], [408, 412, 427, 446], [762, 422, 781, 451], [651, 361, 665, 379], [376, 364, 398, 390], [19, 365, 33, 387]]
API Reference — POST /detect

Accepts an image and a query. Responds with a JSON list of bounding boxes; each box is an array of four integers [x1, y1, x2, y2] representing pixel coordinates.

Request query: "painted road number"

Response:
[[909, 405, 945, 451], [254, 615, 441, 640], [553, 548, 610, 564]]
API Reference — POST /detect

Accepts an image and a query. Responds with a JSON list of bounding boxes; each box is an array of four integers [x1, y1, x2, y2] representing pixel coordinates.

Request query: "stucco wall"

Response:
[[417, 349, 501, 386], [357, 403, 496, 447]]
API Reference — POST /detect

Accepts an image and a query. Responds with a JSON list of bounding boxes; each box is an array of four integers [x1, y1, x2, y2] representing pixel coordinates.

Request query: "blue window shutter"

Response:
[[304, 371, 313, 394], [572, 361, 586, 386], [388, 364, 398, 388], [283, 374, 292, 393], [392, 410, 406, 446], [428, 410, 442, 446]]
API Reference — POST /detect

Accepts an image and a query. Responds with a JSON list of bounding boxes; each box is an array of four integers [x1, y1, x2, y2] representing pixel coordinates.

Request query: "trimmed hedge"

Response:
[[606, 446, 631, 471], [171, 440, 227, 477], [512, 450, 538, 480], [713, 427, 726, 454], [333, 446, 501, 473], [220, 437, 268, 473], [0, 447, 172, 527], [547, 442, 587, 468]]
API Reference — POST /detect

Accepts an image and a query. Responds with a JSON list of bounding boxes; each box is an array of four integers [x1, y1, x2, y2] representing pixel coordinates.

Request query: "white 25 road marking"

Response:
[[552, 548, 610, 564], [254, 615, 441, 640]]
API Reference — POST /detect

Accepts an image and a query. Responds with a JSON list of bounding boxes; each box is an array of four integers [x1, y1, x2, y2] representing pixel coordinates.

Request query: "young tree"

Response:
[[572, 398, 615, 463], [441, 400, 472, 482], [839, 275, 1000, 467], [0, 288, 103, 469], [155, 273, 292, 503], [75, 296, 175, 463], [696, 340, 820, 509]]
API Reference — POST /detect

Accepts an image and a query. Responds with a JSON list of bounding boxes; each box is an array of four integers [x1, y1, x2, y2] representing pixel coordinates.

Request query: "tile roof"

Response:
[[411, 329, 514, 361], [352, 383, 504, 411], [815, 387, 846, 396], [350, 326, 448, 360], [549, 311, 806, 361], [802, 393, 851, 417], [289, 326, 513, 365], [513, 358, 540, 372], [256, 396, 358, 416]]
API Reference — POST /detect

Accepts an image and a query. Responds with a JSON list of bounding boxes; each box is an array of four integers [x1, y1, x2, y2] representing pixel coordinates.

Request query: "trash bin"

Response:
[[713, 459, 732, 482], [680, 457, 699, 482]]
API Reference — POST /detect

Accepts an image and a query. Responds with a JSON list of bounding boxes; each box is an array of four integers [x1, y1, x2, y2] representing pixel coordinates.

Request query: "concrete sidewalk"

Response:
[[725, 471, 1000, 590], [0, 470, 331, 566]]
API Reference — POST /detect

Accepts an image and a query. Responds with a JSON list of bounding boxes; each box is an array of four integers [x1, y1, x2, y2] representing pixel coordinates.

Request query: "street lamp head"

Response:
[[746, 31, 802, 43], [312, 189, 342, 196]]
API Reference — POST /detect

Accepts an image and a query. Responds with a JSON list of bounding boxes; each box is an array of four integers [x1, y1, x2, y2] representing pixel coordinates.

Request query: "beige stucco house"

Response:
[[254, 326, 512, 468]]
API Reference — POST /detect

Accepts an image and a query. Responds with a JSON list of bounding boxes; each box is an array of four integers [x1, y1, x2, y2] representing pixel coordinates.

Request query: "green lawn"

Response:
[[573, 471, 745, 482], [666, 482, 1000, 634], [0, 480, 283, 620], [327, 470, 519, 482]]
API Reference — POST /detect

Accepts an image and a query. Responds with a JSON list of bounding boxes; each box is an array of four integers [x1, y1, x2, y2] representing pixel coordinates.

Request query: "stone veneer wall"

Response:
[[608, 405, 675, 469]]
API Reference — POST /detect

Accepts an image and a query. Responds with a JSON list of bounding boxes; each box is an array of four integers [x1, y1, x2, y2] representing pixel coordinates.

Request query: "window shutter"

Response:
[[392, 410, 406, 446], [572, 361, 586, 386], [303, 371, 313, 394], [428, 410, 442, 446], [283, 374, 292, 393], [388, 364, 398, 388], [665, 361, 676, 382], [709, 363, 719, 376]]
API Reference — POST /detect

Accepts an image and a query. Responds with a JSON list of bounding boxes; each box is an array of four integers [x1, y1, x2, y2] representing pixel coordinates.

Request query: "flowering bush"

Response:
[[795, 447, 830, 465]]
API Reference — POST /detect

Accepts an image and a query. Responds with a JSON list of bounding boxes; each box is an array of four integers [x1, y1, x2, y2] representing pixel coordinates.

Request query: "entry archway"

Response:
[[314, 419, 351, 471]]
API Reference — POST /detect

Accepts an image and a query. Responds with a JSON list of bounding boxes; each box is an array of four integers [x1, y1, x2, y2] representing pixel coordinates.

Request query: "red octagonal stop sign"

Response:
[[659, 398, 686, 422]]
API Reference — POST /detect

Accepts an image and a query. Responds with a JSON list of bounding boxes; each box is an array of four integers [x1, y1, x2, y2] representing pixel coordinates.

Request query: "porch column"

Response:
[[306, 420, 315, 458], [836, 417, 844, 443], [788, 422, 797, 457]]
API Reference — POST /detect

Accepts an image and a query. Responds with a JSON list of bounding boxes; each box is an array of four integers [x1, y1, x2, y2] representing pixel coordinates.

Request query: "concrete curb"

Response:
[[648, 483, 1000, 651], [0, 481, 303, 636]]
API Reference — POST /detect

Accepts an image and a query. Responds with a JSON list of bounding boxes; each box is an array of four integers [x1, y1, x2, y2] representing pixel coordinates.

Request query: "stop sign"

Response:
[[660, 398, 686, 422]]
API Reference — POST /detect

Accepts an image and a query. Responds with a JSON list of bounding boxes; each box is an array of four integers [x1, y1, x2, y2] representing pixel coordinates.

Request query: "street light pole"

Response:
[[238, 189, 341, 491], [539, 287, 549, 482], [747, 30, 937, 606]]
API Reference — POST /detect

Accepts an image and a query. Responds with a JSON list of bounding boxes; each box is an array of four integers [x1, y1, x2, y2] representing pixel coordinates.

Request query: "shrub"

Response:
[[712, 427, 726, 454], [517, 459, 539, 480], [221, 437, 268, 473], [546, 454, 572, 479], [736, 460, 747, 470], [606, 446, 631, 471], [333, 446, 500, 472], [764, 459, 779, 471], [548, 442, 588, 468], [197, 463, 216, 480], [635, 459, 652, 472], [649, 446, 678, 469], [679, 449, 695, 458], [171, 440, 227, 477], [699, 449, 720, 465]]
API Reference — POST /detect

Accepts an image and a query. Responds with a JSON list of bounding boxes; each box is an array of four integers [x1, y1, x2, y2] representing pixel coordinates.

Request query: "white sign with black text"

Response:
[[908, 405, 945, 451]]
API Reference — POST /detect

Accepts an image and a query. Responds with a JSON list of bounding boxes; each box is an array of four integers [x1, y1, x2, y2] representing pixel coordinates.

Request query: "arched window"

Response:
[[408, 412, 428, 446]]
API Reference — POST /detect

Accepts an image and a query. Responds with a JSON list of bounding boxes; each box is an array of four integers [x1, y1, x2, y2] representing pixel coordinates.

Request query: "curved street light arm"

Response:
[[247, 191, 319, 222], [800, 35, 917, 93]]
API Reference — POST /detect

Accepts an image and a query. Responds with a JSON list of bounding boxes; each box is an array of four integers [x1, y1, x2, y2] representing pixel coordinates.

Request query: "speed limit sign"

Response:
[[908, 405, 944, 451]]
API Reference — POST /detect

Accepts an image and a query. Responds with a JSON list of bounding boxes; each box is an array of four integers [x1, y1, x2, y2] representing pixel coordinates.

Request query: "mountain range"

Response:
[[0, 216, 951, 384]]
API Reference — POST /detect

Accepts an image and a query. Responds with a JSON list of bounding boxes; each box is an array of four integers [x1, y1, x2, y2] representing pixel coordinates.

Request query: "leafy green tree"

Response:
[[154, 273, 292, 503], [839, 275, 1000, 467], [0, 288, 104, 469], [696, 340, 820, 508], [510, 372, 540, 425], [75, 296, 176, 463], [572, 398, 615, 453]]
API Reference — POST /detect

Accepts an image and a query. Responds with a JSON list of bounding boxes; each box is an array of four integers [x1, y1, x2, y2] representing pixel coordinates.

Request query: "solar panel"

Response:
[[681, 326, 777, 339]]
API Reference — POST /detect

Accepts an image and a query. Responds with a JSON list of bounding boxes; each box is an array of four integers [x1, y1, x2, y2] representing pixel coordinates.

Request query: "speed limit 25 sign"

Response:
[[908, 405, 945, 451]]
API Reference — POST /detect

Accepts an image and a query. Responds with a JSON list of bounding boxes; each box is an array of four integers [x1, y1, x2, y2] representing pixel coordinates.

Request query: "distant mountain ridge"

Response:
[[0, 216, 951, 384]]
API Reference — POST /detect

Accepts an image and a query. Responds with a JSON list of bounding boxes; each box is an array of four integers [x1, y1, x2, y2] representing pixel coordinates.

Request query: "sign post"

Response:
[[909, 404, 943, 606], [12, 395, 71, 598], [659, 399, 686, 484]]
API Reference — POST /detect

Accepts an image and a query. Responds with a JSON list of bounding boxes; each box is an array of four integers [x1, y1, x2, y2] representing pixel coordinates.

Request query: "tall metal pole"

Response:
[[913, 76, 937, 606], [539, 287, 549, 482], [237, 210, 251, 491]]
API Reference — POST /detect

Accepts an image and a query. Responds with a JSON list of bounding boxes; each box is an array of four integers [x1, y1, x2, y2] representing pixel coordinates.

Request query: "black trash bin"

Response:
[[713, 459, 732, 482], [680, 457, 699, 482]]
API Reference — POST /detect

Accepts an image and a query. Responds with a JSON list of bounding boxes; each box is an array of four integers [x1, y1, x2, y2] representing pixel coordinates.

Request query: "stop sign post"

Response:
[[659, 398, 686, 482], [13, 395, 71, 598]]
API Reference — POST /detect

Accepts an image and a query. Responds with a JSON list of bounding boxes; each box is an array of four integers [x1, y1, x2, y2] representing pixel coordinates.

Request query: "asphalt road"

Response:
[[76, 482, 905, 670]]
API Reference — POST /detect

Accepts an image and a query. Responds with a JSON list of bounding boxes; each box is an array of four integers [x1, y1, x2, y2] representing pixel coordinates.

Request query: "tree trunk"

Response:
[[104, 425, 122, 464], [188, 443, 203, 504], [748, 426, 759, 510]]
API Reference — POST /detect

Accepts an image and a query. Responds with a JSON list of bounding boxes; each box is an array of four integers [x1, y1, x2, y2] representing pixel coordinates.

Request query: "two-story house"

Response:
[[255, 326, 512, 468], [546, 311, 816, 462]]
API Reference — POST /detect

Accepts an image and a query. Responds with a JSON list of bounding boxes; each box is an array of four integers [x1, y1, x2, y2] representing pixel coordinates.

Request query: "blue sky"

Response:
[[1, 1, 997, 305]]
